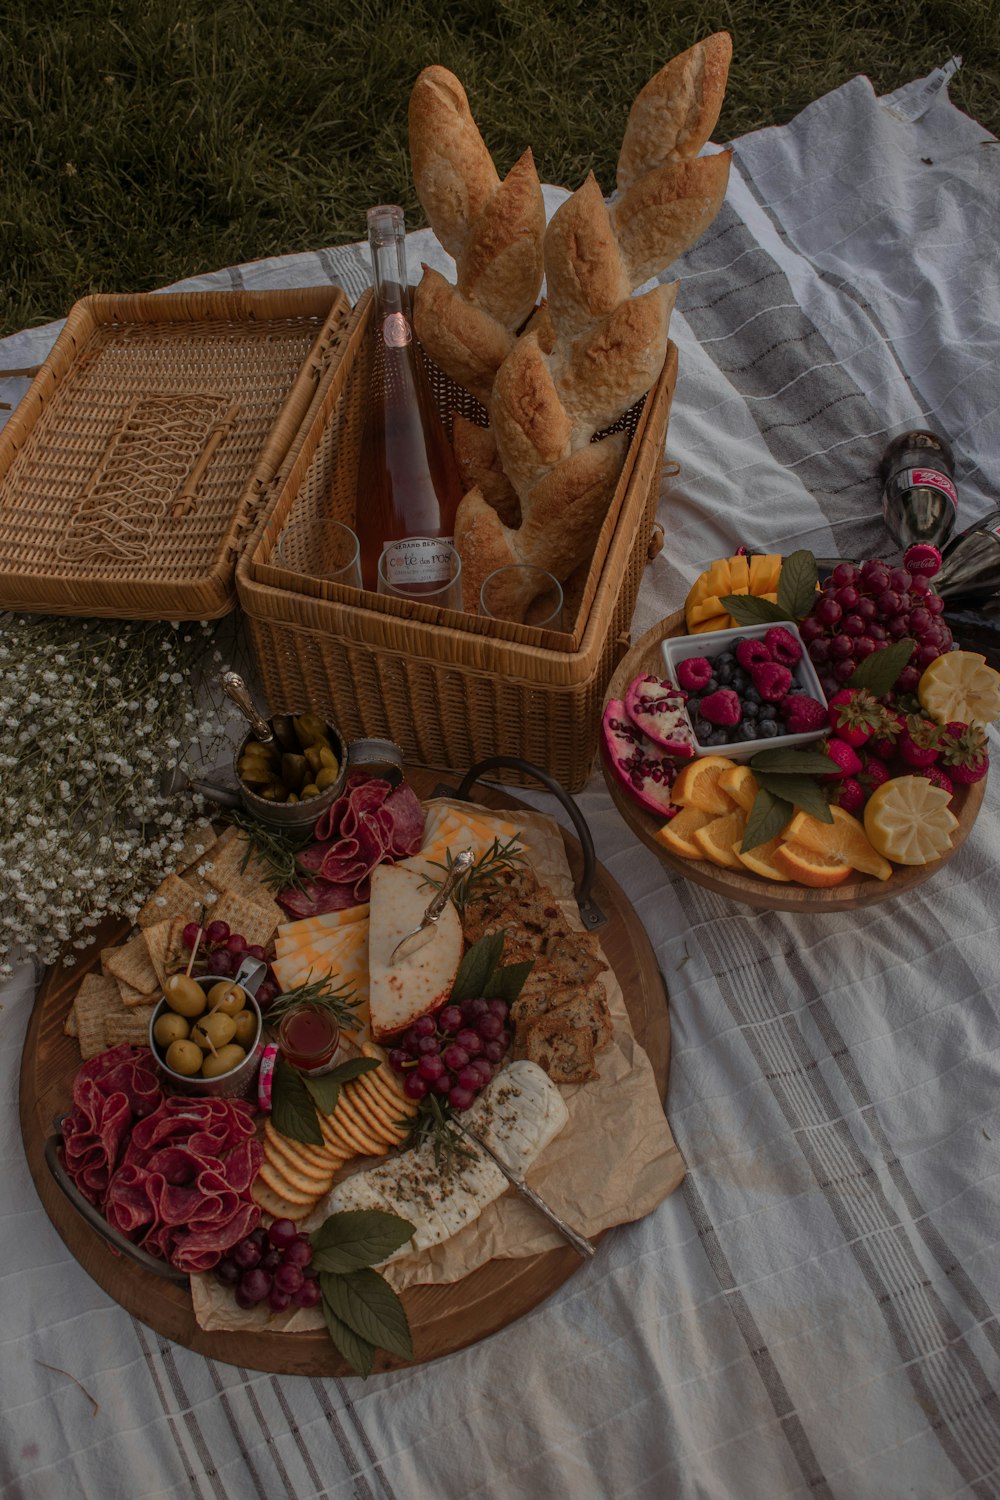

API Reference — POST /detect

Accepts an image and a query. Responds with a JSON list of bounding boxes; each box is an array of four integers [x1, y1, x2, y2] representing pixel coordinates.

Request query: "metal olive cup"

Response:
[[149, 957, 268, 1100]]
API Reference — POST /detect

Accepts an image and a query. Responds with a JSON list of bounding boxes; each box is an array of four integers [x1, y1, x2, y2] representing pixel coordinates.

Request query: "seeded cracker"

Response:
[[74, 974, 124, 1061], [103, 1006, 157, 1046], [137, 873, 204, 930], [143, 917, 184, 986], [103, 931, 159, 997], [208, 888, 282, 948], [202, 828, 273, 896], [173, 817, 217, 873]]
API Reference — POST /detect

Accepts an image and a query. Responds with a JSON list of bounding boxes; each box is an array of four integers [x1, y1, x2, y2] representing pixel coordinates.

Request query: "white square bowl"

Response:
[[660, 620, 828, 763]]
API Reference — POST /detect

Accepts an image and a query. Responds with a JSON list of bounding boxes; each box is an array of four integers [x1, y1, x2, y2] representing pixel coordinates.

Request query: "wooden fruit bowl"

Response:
[[602, 613, 986, 914]]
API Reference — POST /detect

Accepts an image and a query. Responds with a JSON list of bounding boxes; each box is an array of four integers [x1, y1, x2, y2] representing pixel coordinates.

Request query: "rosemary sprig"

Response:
[[409, 1092, 476, 1172], [425, 836, 526, 911], [264, 972, 362, 1030], [221, 808, 314, 892]]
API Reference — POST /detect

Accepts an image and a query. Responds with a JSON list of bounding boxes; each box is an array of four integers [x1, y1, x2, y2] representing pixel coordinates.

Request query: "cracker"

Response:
[[202, 828, 273, 896], [103, 1006, 156, 1046], [63, 1002, 79, 1038], [74, 973, 123, 1061], [518, 1012, 598, 1084], [104, 932, 159, 997], [174, 817, 217, 874], [137, 873, 204, 931], [143, 917, 187, 986], [255, 1158, 321, 1207], [346, 1082, 408, 1144], [251, 1177, 313, 1223], [207, 887, 281, 948], [116, 977, 157, 1009]]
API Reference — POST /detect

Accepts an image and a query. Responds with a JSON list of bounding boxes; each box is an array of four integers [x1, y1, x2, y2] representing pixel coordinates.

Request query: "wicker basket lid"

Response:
[[0, 287, 350, 620]]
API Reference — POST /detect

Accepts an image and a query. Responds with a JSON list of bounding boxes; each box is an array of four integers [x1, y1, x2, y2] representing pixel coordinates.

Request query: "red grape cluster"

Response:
[[800, 560, 952, 699], [181, 919, 279, 1006], [388, 998, 512, 1112], [214, 1218, 320, 1312]]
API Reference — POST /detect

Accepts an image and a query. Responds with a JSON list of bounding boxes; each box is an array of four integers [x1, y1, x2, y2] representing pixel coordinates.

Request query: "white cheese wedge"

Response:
[[367, 863, 463, 1040], [321, 1061, 569, 1262]]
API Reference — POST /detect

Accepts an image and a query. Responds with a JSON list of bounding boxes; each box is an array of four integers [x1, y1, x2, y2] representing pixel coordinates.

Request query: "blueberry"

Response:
[[758, 719, 780, 737], [706, 729, 729, 747], [758, 703, 777, 720], [716, 651, 735, 668], [704, 677, 719, 695], [735, 722, 758, 741], [716, 662, 734, 684], [741, 701, 759, 720], [731, 670, 748, 693]]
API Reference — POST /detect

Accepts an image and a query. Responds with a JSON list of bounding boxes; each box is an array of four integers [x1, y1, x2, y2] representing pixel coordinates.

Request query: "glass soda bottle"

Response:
[[932, 508, 1000, 603], [355, 204, 464, 591], [879, 429, 957, 550]]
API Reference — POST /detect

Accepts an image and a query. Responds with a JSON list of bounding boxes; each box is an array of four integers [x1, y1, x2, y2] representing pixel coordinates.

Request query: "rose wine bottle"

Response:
[[355, 204, 464, 591]]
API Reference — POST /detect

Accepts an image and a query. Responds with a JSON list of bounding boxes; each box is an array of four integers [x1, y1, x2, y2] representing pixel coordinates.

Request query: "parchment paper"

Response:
[[192, 802, 684, 1333]]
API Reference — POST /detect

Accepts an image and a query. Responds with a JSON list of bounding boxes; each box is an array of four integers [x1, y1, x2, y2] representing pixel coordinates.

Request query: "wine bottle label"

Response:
[[381, 313, 412, 348], [381, 536, 456, 587]]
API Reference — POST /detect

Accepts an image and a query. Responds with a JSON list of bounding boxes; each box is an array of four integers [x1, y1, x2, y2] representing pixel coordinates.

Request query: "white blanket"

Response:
[[2, 63, 999, 1500]]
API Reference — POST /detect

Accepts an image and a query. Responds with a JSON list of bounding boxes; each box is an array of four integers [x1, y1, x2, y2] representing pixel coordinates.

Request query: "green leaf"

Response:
[[741, 787, 794, 851], [720, 593, 793, 626], [321, 1288, 376, 1379], [450, 931, 506, 1002], [776, 549, 819, 620], [848, 639, 916, 696], [310, 1209, 416, 1273], [751, 746, 838, 776], [303, 1057, 381, 1116], [321, 1267, 414, 1363], [754, 770, 833, 822], [487, 959, 534, 1005], [270, 1055, 323, 1146]]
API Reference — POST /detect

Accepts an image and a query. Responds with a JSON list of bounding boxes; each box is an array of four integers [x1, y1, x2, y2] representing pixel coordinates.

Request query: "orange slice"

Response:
[[734, 834, 791, 881], [691, 809, 748, 869], [782, 805, 893, 881], [864, 775, 959, 865], [917, 650, 1000, 726], [719, 764, 759, 813], [671, 755, 737, 815], [654, 806, 717, 858], [772, 841, 853, 887]]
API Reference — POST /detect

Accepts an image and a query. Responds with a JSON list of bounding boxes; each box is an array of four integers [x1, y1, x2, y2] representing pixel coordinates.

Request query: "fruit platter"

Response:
[[20, 761, 679, 1377], [602, 548, 996, 912]]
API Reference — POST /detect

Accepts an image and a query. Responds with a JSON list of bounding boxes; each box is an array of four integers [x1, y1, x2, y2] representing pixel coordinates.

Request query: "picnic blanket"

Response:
[[2, 62, 999, 1500]]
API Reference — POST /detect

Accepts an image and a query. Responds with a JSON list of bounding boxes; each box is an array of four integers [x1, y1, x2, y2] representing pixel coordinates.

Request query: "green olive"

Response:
[[207, 981, 246, 1017], [153, 1012, 190, 1049], [165, 1039, 204, 1077], [231, 1009, 258, 1048], [201, 1044, 246, 1079], [163, 974, 208, 1018], [191, 1012, 237, 1052]]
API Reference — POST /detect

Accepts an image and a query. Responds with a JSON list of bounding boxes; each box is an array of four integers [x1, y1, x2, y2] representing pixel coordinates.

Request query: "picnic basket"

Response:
[[236, 290, 678, 790]]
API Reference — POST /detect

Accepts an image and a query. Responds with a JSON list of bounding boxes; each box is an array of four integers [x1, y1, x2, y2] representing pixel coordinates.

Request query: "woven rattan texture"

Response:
[[238, 293, 677, 789], [0, 290, 349, 618]]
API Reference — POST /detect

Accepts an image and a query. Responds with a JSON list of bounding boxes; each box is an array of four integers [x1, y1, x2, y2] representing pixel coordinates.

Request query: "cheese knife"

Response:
[[390, 848, 475, 964], [455, 1120, 596, 1259]]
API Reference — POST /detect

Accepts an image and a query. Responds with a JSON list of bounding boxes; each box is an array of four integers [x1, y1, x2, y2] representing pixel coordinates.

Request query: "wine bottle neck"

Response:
[[367, 204, 411, 324]]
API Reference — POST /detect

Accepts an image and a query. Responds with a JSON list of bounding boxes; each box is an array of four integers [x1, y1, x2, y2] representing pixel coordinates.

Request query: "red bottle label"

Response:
[[904, 468, 958, 507]]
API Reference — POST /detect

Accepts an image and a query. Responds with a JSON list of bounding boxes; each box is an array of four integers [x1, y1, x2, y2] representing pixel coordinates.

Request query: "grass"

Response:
[[1, 0, 997, 339]]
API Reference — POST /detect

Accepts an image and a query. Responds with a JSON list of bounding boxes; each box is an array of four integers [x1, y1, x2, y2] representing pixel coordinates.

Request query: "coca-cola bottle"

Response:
[[354, 204, 464, 591], [931, 509, 1000, 603], [880, 429, 957, 550]]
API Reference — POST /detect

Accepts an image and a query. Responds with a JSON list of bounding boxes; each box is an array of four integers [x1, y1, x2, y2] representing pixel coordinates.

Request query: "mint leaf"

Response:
[[721, 593, 793, 626], [450, 931, 506, 1002], [486, 959, 534, 1005], [848, 639, 915, 696], [311, 1209, 415, 1273], [321, 1267, 414, 1363], [776, 549, 819, 619], [741, 787, 794, 852], [304, 1057, 381, 1117], [321, 1287, 376, 1378], [751, 746, 838, 776], [271, 1055, 323, 1146], [754, 770, 834, 822]]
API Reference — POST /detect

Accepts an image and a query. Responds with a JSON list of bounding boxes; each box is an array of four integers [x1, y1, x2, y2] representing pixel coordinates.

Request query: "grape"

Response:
[[856, 596, 878, 621], [895, 592, 912, 614], [831, 562, 858, 588], [926, 593, 946, 615], [283, 1237, 313, 1269], [889, 567, 912, 593], [869, 624, 887, 642], [267, 1217, 298, 1249], [268, 1287, 293, 1313], [260, 1248, 283, 1272], [465, 998, 490, 1020], [205, 919, 230, 945], [487, 999, 509, 1021], [250, 1226, 268, 1249], [207, 948, 235, 976], [413, 1014, 437, 1038], [876, 589, 900, 617], [388, 1048, 408, 1073], [800, 615, 825, 643], [256, 980, 277, 1007], [815, 597, 843, 626], [442, 1043, 469, 1070], [293, 1278, 322, 1309], [182, 921, 202, 950], [820, 673, 839, 697], [472, 1058, 494, 1086], [843, 615, 865, 637], [417, 1035, 441, 1056], [455, 1028, 482, 1056], [274, 1263, 304, 1295], [834, 585, 860, 611], [854, 636, 877, 660], [246, 944, 267, 961], [448, 1085, 475, 1111], [808, 638, 831, 666], [830, 633, 854, 658], [404, 1073, 429, 1100], [233, 1237, 262, 1269], [458, 1065, 481, 1091], [861, 561, 890, 591], [911, 575, 932, 596], [909, 607, 932, 635], [438, 1004, 464, 1034], [432, 1073, 453, 1096], [477, 1013, 504, 1041], [226, 932, 248, 956], [897, 665, 921, 692], [237, 1268, 272, 1305], [418, 1055, 446, 1082], [483, 1039, 506, 1063], [214, 1257, 240, 1286], [916, 643, 940, 668], [887, 615, 910, 639], [834, 658, 857, 683]]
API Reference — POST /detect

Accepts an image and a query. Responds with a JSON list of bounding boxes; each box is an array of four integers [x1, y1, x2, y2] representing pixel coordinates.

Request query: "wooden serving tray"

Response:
[[19, 768, 677, 1375], [603, 613, 986, 913]]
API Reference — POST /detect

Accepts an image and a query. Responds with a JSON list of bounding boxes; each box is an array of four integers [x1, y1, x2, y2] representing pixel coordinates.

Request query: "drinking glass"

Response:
[[275, 517, 362, 589], [479, 564, 564, 629], [376, 539, 463, 610]]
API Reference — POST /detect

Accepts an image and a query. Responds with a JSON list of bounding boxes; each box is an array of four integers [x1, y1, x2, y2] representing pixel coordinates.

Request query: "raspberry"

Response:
[[735, 638, 772, 670], [836, 777, 866, 815], [676, 657, 713, 693], [781, 694, 827, 733], [698, 689, 742, 727], [823, 737, 863, 779], [764, 626, 802, 666], [751, 661, 792, 702]]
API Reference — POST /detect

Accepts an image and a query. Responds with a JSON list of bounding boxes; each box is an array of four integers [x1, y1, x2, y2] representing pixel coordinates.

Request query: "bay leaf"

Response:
[[754, 770, 834, 822], [271, 1055, 323, 1146], [848, 638, 915, 696], [321, 1289, 376, 1379], [321, 1267, 414, 1363], [720, 594, 793, 626]]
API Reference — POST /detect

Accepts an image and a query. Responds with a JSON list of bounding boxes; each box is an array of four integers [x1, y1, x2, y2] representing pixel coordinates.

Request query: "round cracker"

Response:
[[322, 1103, 388, 1160], [256, 1158, 322, 1207], [265, 1132, 338, 1188], [346, 1081, 409, 1144], [252, 1176, 312, 1222], [264, 1118, 335, 1171], [355, 1067, 414, 1124]]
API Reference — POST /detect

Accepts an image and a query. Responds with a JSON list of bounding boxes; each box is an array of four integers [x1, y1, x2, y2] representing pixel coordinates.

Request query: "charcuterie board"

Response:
[[19, 767, 677, 1375]]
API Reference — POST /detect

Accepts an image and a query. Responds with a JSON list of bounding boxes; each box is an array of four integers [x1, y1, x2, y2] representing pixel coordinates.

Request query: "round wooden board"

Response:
[[603, 612, 986, 913], [20, 768, 674, 1376]]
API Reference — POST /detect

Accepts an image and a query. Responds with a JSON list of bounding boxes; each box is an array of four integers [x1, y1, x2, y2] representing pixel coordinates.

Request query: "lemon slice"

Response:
[[863, 776, 959, 865], [918, 650, 1000, 726]]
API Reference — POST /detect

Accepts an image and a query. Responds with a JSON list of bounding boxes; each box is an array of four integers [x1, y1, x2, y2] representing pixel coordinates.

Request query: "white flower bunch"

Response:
[[0, 614, 230, 977]]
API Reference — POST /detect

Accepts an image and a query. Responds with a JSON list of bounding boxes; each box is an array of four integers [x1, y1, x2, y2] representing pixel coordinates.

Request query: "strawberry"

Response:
[[939, 720, 990, 785], [897, 715, 946, 769], [781, 694, 828, 733], [836, 777, 866, 815], [859, 755, 891, 795], [699, 689, 742, 727], [676, 657, 713, 693], [914, 765, 955, 796], [752, 661, 793, 702], [826, 688, 885, 748], [868, 707, 905, 762], [764, 626, 803, 666], [823, 737, 863, 779]]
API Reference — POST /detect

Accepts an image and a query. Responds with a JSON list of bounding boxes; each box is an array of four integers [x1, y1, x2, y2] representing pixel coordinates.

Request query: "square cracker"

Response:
[[174, 817, 217, 874], [208, 887, 282, 948], [63, 1002, 79, 1038], [74, 973, 123, 1061], [103, 1006, 156, 1046], [137, 873, 204, 931], [104, 932, 159, 997], [202, 828, 272, 896], [143, 917, 187, 986]]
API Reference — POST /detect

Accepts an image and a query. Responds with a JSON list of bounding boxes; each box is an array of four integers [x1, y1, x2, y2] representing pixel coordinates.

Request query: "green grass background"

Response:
[[1, 1, 996, 338]]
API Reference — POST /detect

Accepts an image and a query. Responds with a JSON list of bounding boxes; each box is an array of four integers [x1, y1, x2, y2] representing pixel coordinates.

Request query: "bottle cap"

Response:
[[257, 1043, 279, 1111]]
